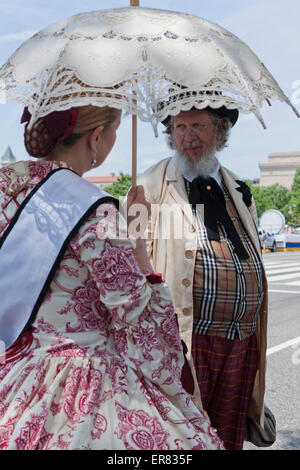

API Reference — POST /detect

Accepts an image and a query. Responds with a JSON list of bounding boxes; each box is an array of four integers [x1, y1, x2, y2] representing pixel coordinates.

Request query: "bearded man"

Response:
[[138, 104, 269, 450]]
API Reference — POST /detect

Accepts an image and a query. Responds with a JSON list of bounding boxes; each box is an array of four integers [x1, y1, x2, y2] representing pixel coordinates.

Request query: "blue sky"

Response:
[[0, 0, 299, 180]]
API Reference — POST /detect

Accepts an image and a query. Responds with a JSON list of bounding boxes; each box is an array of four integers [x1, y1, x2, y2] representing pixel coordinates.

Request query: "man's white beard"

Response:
[[175, 145, 220, 180]]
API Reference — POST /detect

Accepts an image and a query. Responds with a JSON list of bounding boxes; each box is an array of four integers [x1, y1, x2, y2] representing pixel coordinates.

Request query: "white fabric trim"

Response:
[[0, 169, 111, 348]]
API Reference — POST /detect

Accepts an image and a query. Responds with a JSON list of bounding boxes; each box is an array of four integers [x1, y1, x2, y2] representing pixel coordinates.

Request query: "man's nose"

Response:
[[184, 128, 198, 141]]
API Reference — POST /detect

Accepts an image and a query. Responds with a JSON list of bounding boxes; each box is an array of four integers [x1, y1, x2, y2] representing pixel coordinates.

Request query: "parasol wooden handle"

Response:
[[130, 0, 139, 187], [131, 114, 137, 187]]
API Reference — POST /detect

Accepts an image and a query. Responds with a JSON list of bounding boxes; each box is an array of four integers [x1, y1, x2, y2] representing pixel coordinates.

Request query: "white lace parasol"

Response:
[[0, 6, 298, 133]]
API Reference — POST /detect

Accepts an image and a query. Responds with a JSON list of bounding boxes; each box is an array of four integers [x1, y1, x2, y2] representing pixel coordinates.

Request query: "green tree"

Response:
[[245, 181, 273, 218], [245, 180, 291, 222], [289, 168, 300, 226], [105, 173, 132, 201], [263, 184, 291, 223]]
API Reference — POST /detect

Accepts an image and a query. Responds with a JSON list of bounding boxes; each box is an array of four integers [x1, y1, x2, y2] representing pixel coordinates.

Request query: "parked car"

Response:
[[258, 229, 277, 252]]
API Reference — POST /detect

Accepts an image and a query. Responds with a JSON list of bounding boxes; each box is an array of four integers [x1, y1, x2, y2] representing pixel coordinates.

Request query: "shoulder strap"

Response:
[[0, 168, 118, 349]]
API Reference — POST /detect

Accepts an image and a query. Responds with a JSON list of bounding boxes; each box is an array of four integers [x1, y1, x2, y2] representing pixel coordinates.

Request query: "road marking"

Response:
[[264, 262, 300, 268], [267, 337, 300, 356], [285, 280, 300, 287], [267, 272, 300, 282], [265, 266, 300, 275], [268, 289, 300, 294]]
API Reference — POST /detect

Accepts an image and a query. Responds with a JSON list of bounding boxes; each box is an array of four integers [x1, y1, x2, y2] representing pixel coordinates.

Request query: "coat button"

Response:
[[182, 307, 190, 315], [185, 250, 193, 259], [182, 278, 191, 287]]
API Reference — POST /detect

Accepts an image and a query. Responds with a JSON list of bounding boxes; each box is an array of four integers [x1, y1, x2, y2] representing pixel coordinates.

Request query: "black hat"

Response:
[[159, 87, 239, 127]]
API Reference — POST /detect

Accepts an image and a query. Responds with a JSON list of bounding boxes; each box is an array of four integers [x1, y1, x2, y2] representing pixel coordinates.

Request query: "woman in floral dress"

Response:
[[0, 104, 223, 450]]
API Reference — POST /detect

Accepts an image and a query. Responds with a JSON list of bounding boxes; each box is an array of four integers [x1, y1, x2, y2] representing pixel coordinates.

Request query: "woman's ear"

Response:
[[89, 125, 104, 154]]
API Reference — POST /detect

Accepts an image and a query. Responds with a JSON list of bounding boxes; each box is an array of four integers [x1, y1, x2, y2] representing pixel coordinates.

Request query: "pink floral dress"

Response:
[[0, 161, 224, 450]]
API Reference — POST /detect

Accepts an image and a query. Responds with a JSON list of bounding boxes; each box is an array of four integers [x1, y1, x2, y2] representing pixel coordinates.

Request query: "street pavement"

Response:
[[244, 250, 300, 450]]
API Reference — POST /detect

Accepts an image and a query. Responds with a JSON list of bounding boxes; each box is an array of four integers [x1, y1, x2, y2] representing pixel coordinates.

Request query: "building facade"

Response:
[[259, 152, 300, 188]]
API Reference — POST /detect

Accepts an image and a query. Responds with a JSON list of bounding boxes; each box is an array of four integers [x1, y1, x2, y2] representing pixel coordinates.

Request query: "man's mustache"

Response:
[[182, 141, 204, 149]]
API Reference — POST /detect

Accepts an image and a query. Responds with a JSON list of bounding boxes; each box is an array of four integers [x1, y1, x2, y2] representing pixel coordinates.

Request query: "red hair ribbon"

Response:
[[21, 107, 79, 144]]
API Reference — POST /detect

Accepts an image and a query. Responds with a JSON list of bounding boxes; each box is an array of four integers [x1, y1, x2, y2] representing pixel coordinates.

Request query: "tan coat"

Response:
[[138, 156, 268, 425]]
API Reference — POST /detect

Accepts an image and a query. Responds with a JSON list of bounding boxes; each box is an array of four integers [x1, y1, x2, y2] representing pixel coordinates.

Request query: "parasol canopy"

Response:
[[0, 6, 298, 182]]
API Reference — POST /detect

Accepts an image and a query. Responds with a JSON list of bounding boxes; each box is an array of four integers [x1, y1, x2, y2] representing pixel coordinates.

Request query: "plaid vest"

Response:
[[185, 178, 264, 340]]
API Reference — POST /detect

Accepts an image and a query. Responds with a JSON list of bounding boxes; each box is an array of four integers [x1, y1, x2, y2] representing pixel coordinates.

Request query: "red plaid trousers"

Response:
[[192, 332, 258, 450]]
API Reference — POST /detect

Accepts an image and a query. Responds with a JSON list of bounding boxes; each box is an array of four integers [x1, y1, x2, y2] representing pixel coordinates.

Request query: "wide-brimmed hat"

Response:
[[159, 87, 239, 127]]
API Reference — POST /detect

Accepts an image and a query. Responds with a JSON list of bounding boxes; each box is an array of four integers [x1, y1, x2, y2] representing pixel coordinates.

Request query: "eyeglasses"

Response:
[[174, 121, 219, 137]]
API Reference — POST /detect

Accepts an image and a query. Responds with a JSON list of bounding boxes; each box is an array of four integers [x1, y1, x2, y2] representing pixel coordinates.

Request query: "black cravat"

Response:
[[188, 176, 249, 260]]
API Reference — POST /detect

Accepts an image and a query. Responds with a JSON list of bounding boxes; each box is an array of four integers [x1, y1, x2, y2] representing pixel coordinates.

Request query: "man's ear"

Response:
[[216, 118, 224, 141], [89, 125, 104, 154]]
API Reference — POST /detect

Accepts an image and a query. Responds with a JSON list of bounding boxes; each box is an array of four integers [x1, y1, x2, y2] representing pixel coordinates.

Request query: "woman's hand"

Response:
[[123, 185, 151, 239], [123, 186, 153, 274]]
